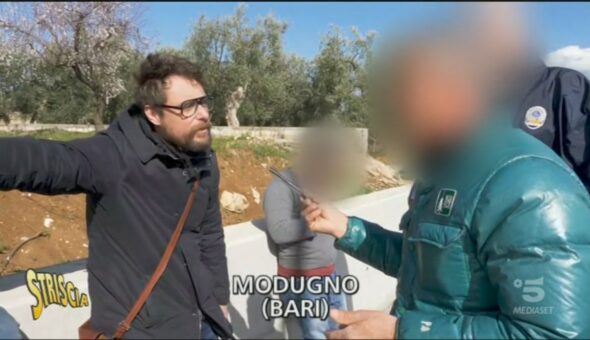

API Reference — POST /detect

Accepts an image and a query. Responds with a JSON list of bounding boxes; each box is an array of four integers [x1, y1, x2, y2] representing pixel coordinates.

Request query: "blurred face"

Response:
[[144, 75, 212, 152], [294, 128, 364, 200], [472, 3, 529, 66], [388, 51, 484, 157]]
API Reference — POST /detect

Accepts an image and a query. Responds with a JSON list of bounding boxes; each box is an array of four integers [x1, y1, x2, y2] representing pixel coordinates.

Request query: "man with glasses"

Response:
[[0, 53, 232, 339]]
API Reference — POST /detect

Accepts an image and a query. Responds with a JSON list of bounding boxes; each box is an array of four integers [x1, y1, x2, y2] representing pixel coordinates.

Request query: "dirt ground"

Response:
[[0, 192, 88, 275], [0, 141, 397, 276], [218, 149, 290, 225]]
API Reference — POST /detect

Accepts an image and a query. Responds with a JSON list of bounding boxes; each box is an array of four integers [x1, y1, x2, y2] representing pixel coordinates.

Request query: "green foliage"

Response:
[[1, 4, 376, 128], [212, 135, 292, 160], [251, 143, 292, 160], [15, 64, 95, 124], [183, 4, 375, 127], [0, 130, 292, 160], [0, 50, 141, 124], [354, 185, 375, 196], [0, 130, 96, 141], [183, 4, 304, 127], [0, 3, 146, 127], [307, 26, 376, 126]]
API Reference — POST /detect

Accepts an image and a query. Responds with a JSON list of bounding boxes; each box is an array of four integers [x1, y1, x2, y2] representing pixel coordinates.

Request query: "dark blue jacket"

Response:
[[515, 64, 590, 190], [0, 106, 232, 338]]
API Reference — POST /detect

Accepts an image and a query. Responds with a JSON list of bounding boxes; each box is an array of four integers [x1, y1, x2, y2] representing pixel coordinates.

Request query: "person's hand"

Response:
[[220, 305, 229, 320], [327, 309, 398, 339], [301, 197, 348, 239]]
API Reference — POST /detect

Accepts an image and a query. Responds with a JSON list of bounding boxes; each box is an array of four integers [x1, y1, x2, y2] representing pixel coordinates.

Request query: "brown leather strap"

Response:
[[113, 180, 200, 339]]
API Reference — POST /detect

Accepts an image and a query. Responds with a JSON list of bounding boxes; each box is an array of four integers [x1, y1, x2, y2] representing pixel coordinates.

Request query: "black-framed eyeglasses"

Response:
[[156, 95, 212, 119]]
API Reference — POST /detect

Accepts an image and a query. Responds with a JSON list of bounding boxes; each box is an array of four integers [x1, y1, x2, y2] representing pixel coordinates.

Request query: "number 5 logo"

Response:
[[514, 277, 545, 303]]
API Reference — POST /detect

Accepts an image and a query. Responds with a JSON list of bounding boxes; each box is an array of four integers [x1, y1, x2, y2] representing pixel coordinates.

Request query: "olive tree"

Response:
[[184, 4, 311, 127], [308, 26, 377, 127]]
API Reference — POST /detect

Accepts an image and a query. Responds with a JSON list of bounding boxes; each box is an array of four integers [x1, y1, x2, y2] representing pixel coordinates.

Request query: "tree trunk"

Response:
[[225, 106, 240, 128], [93, 100, 105, 131], [225, 85, 246, 128]]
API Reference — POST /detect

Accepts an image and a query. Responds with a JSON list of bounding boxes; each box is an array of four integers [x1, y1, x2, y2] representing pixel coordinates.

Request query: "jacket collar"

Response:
[[116, 105, 161, 164]]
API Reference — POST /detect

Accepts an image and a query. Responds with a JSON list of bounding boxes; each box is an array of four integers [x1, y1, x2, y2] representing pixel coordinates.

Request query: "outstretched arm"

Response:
[[335, 217, 404, 278], [301, 198, 404, 278], [0, 134, 119, 196]]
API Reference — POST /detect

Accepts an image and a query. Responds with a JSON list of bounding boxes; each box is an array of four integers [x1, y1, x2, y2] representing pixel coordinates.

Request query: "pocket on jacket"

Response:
[[407, 222, 470, 301]]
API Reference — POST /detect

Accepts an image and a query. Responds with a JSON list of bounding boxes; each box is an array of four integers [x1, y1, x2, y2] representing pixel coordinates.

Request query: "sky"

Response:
[[143, 2, 590, 76]]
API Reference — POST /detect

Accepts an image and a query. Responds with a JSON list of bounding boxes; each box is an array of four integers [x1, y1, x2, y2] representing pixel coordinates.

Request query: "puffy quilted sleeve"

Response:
[[335, 216, 404, 278]]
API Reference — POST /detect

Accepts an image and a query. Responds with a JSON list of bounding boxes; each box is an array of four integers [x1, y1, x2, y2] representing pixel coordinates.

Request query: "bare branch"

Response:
[[0, 2, 145, 125]]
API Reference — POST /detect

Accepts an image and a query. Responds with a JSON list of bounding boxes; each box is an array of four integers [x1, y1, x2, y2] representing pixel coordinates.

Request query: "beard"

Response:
[[182, 122, 212, 152], [161, 121, 212, 153], [184, 128, 212, 152]]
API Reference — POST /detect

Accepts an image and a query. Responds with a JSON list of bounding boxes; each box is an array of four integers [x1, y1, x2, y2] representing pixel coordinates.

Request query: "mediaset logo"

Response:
[[512, 276, 554, 315]]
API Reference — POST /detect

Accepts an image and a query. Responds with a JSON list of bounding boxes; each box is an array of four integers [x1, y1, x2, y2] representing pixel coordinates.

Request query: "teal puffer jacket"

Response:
[[336, 127, 590, 339]]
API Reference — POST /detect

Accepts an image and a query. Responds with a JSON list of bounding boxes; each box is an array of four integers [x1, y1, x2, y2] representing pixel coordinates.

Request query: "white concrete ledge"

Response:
[[0, 185, 411, 339]]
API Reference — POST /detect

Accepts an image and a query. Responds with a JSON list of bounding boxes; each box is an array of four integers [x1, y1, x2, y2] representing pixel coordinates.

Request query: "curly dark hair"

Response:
[[134, 53, 204, 112]]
